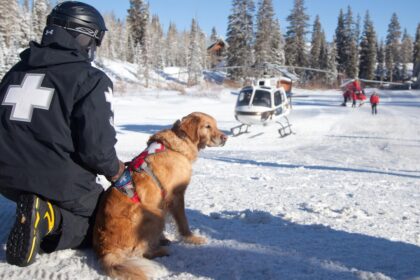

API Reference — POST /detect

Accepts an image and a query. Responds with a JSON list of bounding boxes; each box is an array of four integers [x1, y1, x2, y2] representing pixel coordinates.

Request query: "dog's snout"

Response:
[[221, 134, 228, 143]]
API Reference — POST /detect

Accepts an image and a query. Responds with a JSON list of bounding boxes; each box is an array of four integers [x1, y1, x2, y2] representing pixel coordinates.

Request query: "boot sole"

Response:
[[6, 194, 41, 267]]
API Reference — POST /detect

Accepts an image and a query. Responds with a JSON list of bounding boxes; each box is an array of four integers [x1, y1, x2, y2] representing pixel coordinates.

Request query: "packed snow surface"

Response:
[[1, 86, 419, 280]]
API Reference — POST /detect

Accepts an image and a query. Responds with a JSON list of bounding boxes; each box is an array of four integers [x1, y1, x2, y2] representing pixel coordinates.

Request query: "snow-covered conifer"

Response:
[[226, 0, 255, 79], [413, 24, 420, 78], [165, 23, 178, 67], [271, 18, 285, 66], [285, 0, 309, 67], [385, 13, 401, 81], [254, 0, 276, 74], [187, 18, 202, 85], [310, 15, 323, 70], [359, 11, 377, 80], [210, 27, 218, 43], [325, 38, 338, 86], [32, 0, 49, 42], [376, 40, 386, 81], [400, 29, 413, 80], [127, 0, 149, 62]]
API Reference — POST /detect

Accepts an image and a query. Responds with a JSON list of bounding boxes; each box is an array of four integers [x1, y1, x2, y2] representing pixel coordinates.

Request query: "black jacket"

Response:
[[0, 26, 119, 201]]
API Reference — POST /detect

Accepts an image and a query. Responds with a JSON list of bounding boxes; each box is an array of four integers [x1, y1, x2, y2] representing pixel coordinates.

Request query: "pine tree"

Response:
[[385, 13, 401, 81], [254, 0, 276, 73], [318, 31, 328, 70], [32, 0, 49, 42], [0, 34, 7, 80], [325, 38, 338, 86], [400, 29, 413, 80], [271, 18, 285, 66], [335, 7, 358, 78], [187, 18, 202, 85], [285, 0, 309, 67], [149, 15, 165, 70], [359, 11, 377, 80], [226, 0, 255, 79], [354, 14, 361, 45], [177, 31, 189, 67], [141, 19, 152, 88], [0, 0, 23, 48], [100, 13, 118, 59], [344, 6, 358, 78], [20, 0, 32, 44], [210, 27, 218, 43], [310, 15, 322, 70], [335, 9, 346, 73], [413, 23, 420, 78], [6, 33, 21, 68], [127, 0, 149, 62], [376, 40, 386, 81], [199, 29, 209, 70], [165, 22, 178, 67]]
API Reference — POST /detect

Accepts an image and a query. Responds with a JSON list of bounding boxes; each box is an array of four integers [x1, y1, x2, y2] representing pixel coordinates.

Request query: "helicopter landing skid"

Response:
[[231, 124, 250, 137], [277, 117, 294, 138]]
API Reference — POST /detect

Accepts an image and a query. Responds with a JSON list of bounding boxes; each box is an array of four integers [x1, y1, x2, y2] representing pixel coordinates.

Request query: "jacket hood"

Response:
[[20, 25, 91, 67]]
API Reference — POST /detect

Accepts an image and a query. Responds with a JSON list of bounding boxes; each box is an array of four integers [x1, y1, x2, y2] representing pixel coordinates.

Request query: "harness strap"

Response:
[[140, 161, 166, 198], [114, 141, 166, 204]]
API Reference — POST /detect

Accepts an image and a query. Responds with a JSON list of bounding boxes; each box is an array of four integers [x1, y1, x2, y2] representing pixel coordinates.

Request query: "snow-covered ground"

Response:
[[1, 85, 419, 280]]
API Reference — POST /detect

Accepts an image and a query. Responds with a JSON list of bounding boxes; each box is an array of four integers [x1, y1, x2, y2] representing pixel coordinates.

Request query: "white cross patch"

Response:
[[104, 87, 113, 112], [104, 86, 114, 127], [2, 74, 54, 122]]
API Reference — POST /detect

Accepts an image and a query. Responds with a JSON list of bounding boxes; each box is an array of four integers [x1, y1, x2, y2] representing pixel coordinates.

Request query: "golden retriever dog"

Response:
[[93, 112, 227, 280]]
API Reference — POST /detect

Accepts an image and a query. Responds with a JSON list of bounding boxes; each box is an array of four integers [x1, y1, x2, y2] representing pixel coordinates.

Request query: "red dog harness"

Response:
[[113, 142, 166, 203]]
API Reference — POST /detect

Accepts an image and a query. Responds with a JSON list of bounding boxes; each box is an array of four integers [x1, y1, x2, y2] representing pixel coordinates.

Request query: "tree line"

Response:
[[226, 0, 420, 86], [1, 0, 420, 87]]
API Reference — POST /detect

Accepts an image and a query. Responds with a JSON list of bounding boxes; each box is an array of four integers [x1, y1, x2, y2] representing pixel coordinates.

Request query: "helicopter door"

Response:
[[274, 90, 283, 115]]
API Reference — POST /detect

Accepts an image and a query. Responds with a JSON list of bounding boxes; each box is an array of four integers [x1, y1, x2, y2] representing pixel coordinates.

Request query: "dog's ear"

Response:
[[172, 119, 187, 139], [176, 115, 200, 144]]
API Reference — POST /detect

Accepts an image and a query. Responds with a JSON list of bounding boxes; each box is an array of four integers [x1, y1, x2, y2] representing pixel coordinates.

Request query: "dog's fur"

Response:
[[93, 112, 227, 280]]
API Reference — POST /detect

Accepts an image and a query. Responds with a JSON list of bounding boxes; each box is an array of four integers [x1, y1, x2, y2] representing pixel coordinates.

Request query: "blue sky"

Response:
[[79, 0, 420, 41]]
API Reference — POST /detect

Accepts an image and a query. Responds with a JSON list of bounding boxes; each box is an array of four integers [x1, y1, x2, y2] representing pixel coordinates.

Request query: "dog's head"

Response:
[[172, 112, 227, 150]]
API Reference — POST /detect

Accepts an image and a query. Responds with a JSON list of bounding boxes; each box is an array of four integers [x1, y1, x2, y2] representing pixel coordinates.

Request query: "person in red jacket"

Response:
[[351, 91, 357, 107], [370, 92, 380, 115], [352, 79, 362, 94]]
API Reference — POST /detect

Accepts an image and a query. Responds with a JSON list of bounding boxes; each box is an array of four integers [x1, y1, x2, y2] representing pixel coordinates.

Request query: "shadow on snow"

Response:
[[158, 209, 419, 280], [0, 197, 419, 279], [203, 155, 420, 180]]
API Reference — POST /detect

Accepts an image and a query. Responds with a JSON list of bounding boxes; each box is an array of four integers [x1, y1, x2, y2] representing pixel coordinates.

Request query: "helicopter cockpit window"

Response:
[[237, 88, 253, 106], [252, 90, 272, 108], [274, 91, 283, 106]]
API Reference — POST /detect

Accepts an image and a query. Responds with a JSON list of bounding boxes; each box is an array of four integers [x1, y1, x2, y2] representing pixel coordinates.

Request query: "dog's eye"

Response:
[[205, 124, 211, 129]]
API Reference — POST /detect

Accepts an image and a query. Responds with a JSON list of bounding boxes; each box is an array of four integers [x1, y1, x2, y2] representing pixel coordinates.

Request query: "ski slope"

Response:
[[1, 86, 419, 280]]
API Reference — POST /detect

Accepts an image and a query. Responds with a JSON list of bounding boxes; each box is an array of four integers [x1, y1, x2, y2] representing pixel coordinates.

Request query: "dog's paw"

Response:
[[183, 234, 207, 245], [143, 247, 170, 259], [160, 237, 172, 246]]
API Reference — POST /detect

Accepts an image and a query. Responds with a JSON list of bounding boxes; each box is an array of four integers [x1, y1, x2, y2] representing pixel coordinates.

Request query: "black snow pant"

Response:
[[0, 182, 103, 252], [371, 104, 378, 115]]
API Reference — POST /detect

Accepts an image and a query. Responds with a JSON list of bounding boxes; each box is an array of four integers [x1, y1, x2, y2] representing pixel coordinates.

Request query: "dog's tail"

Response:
[[100, 251, 167, 280]]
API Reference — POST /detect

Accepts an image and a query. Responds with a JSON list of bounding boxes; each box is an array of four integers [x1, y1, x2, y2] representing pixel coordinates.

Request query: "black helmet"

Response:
[[47, 1, 107, 46]]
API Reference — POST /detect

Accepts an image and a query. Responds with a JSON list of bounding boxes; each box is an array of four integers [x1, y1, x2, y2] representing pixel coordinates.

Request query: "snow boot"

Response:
[[6, 193, 61, 267]]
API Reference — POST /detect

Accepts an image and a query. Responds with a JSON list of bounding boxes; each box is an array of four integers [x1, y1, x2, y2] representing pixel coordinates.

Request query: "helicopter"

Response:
[[222, 63, 333, 137], [231, 76, 295, 137]]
